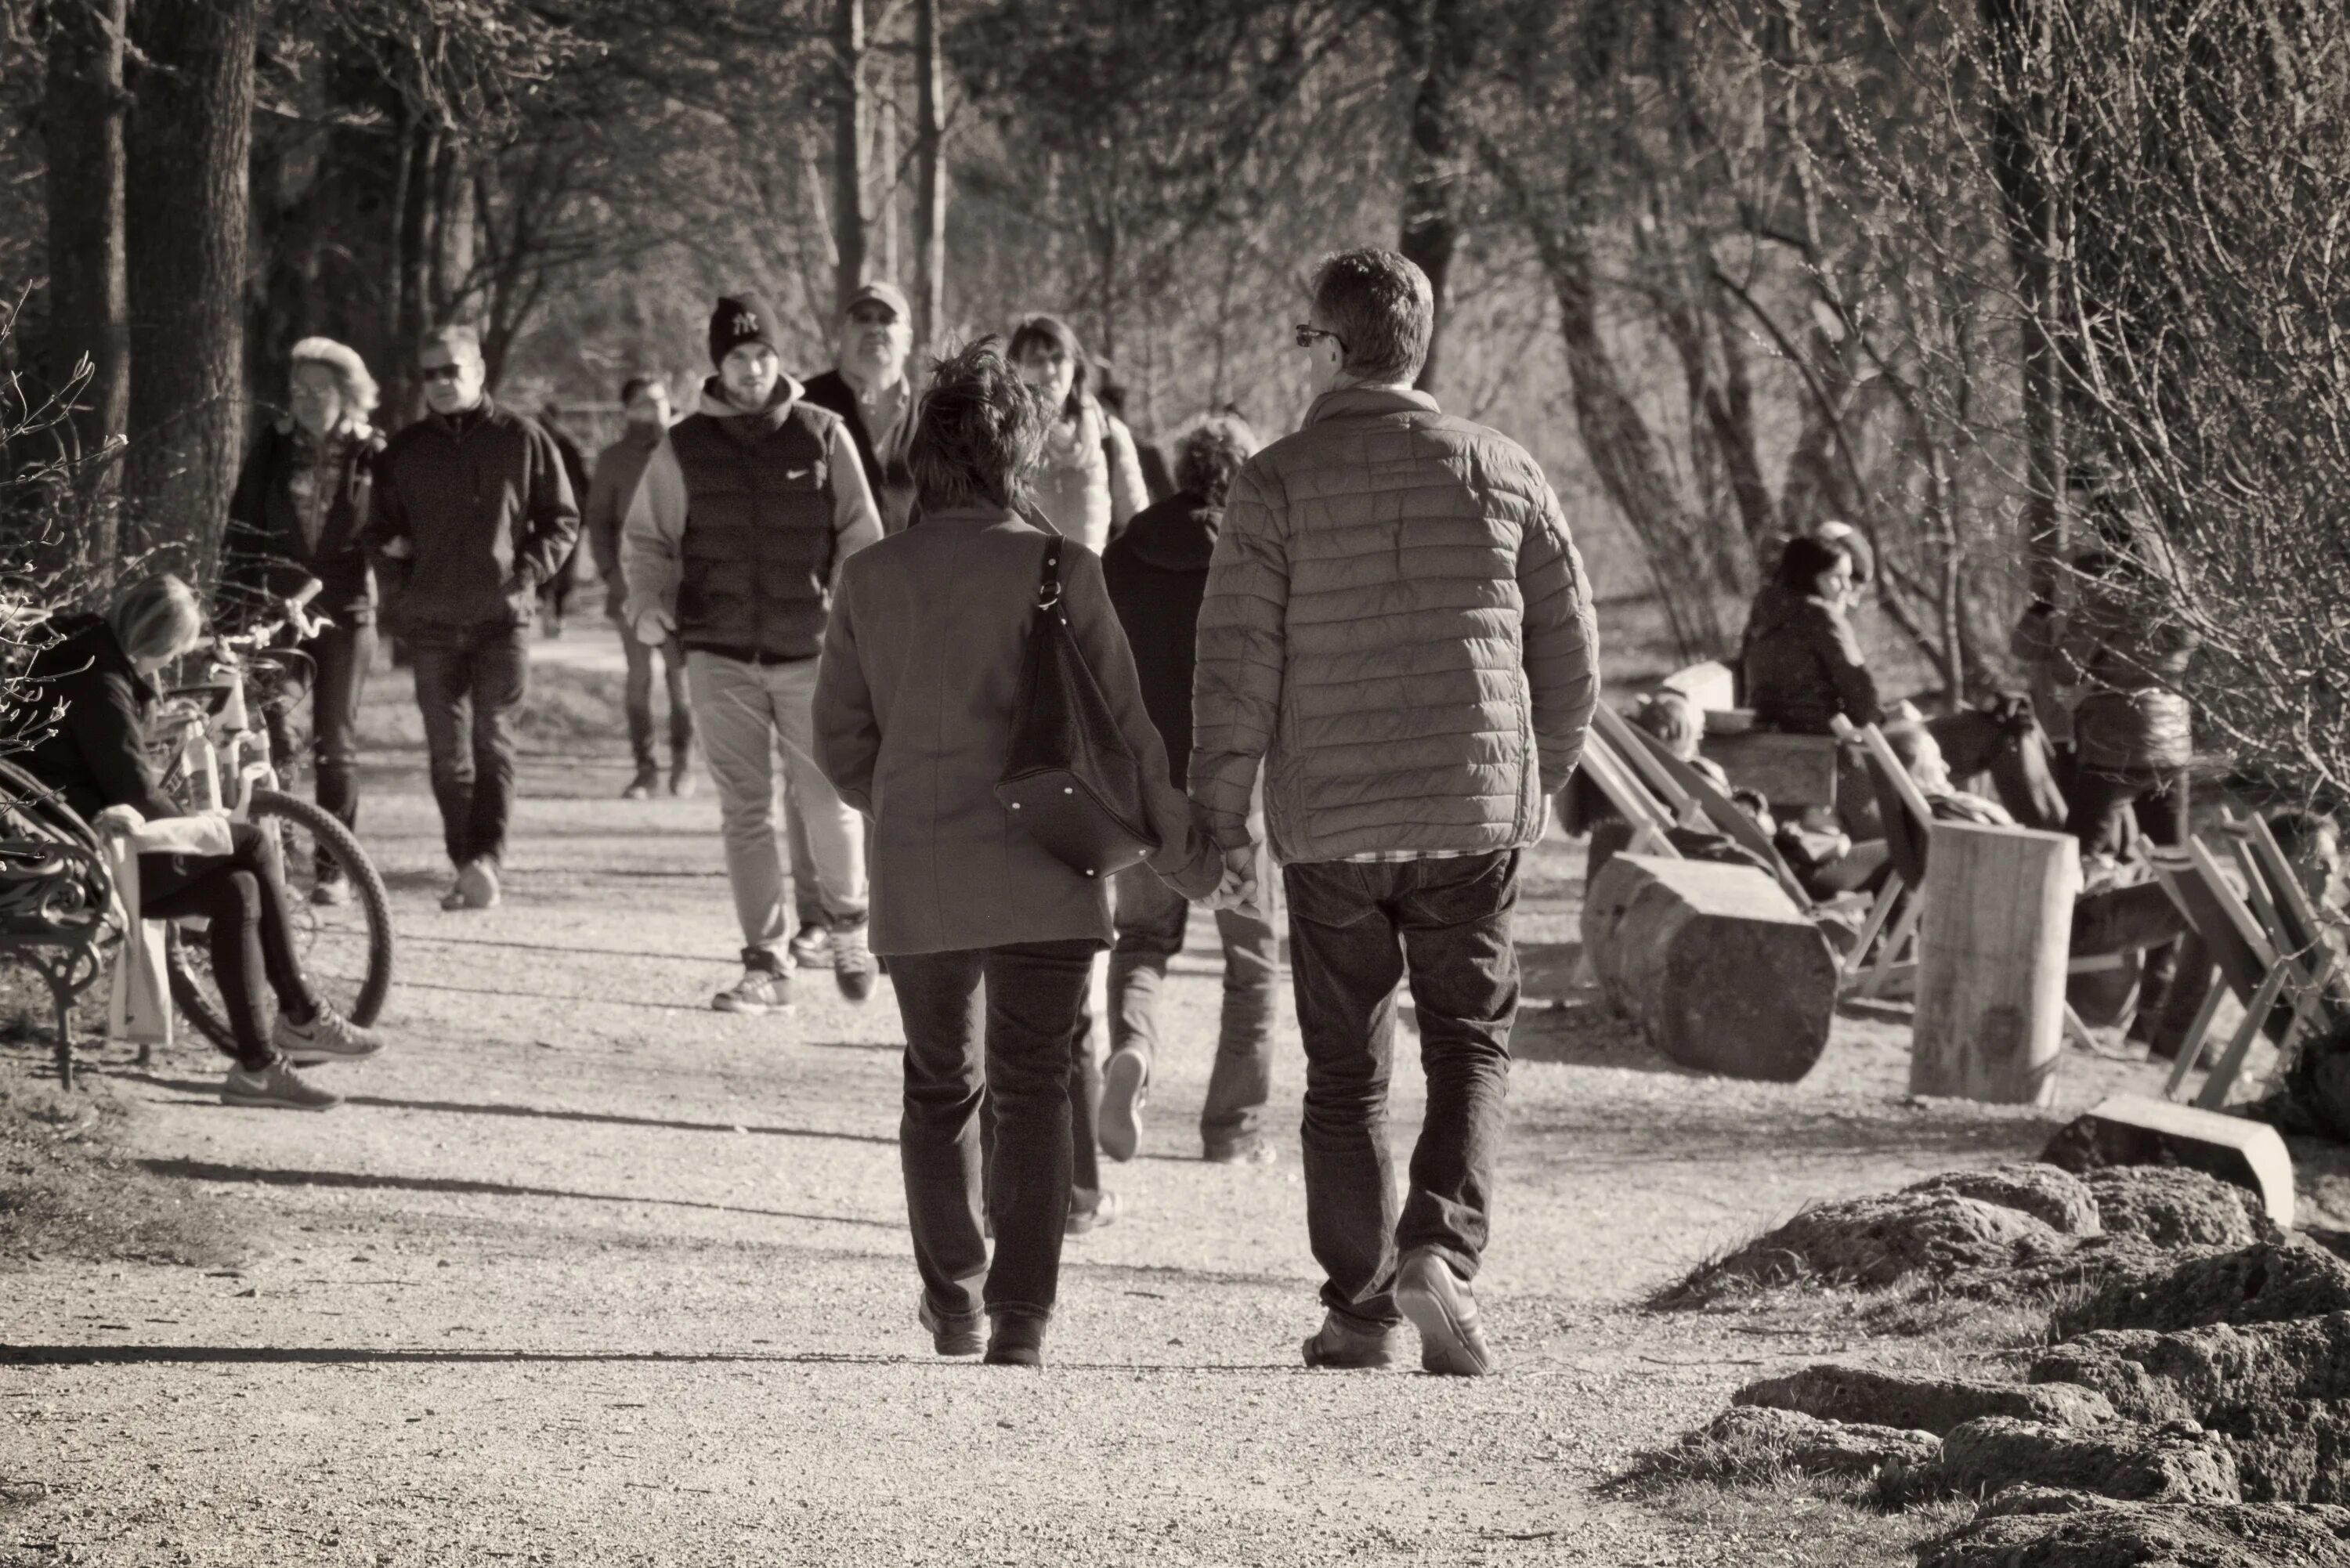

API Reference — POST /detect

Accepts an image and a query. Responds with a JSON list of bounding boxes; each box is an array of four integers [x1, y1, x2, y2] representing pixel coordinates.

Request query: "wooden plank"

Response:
[[2162, 980, 2232, 1099], [1701, 731, 1842, 808], [1910, 820, 2083, 1106], [1579, 736, 1681, 858], [2055, 1094, 2297, 1228], [1592, 706, 1703, 828], [2195, 960, 2296, 1111]]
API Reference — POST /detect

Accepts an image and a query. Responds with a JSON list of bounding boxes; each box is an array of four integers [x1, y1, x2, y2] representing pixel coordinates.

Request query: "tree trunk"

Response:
[[42, 0, 132, 559], [1397, 0, 1471, 396], [832, 0, 869, 314], [913, 0, 946, 359], [877, 94, 900, 284], [125, 0, 262, 572], [1983, 0, 2065, 603]]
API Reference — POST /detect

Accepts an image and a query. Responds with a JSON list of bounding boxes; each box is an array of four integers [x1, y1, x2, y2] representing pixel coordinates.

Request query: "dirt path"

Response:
[[1, 623, 2205, 1566]]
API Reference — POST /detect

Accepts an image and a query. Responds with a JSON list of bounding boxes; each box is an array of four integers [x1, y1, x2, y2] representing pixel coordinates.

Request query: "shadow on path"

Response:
[[0, 1342, 1308, 1374], [136, 1156, 898, 1229], [395, 978, 710, 1013], [125, 1076, 896, 1147]]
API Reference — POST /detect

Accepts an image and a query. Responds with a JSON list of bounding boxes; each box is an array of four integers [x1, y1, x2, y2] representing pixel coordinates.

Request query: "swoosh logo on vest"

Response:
[[784, 468, 811, 480]]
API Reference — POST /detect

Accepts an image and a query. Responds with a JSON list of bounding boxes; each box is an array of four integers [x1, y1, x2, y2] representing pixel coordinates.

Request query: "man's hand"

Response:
[[1205, 843, 1261, 920], [633, 608, 676, 646]]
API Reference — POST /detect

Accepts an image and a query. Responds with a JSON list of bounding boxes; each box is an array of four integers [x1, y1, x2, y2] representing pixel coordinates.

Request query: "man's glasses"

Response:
[[1293, 323, 1347, 354], [848, 306, 898, 327], [419, 363, 468, 384]]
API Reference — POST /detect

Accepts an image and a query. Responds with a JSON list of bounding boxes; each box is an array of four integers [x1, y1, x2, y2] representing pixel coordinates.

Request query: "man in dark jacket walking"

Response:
[[367, 324, 580, 912], [623, 291, 884, 1013], [1190, 249, 1599, 1377], [801, 280, 917, 535], [1099, 414, 1277, 1165], [584, 374, 693, 800]]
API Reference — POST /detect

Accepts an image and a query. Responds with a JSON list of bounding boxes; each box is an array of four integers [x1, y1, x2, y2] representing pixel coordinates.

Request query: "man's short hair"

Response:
[[1310, 247, 1434, 385], [418, 323, 482, 362], [1173, 415, 1260, 507], [908, 338, 1050, 513]]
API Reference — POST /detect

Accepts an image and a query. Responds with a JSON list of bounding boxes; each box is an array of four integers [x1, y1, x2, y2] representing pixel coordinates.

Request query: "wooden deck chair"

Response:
[[1577, 731, 1682, 860], [1600, 705, 1815, 909], [2151, 839, 2334, 1105]]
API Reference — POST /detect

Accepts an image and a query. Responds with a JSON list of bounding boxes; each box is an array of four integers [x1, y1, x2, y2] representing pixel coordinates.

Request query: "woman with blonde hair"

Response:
[[14, 576, 383, 1110], [1005, 314, 1148, 554], [222, 336, 387, 903]]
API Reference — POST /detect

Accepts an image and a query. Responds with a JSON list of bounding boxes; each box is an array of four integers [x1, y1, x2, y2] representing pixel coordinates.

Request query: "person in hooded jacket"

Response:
[[1742, 534, 1882, 735], [1007, 314, 1148, 554], [1098, 414, 1278, 1167], [222, 337, 387, 903]]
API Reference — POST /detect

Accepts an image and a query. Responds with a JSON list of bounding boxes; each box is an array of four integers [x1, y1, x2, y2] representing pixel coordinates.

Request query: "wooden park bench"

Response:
[[0, 757, 126, 1086]]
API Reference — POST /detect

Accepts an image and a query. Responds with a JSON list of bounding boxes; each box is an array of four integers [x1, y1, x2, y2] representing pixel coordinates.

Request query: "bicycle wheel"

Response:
[[166, 790, 396, 1052]]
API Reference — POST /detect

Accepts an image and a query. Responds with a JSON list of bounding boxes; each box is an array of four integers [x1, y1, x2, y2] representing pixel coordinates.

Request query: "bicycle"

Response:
[[151, 623, 395, 1050]]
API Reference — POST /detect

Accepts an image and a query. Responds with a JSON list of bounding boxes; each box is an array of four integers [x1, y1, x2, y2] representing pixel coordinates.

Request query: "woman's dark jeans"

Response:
[[1283, 850, 1520, 1331], [890, 939, 1102, 1327], [263, 619, 376, 862], [139, 821, 318, 1070]]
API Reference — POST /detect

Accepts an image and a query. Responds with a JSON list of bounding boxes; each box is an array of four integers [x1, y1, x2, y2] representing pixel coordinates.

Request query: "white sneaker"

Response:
[[457, 859, 501, 909], [713, 966, 792, 1015], [273, 1005, 383, 1064], [221, 1060, 342, 1111], [788, 924, 833, 969]]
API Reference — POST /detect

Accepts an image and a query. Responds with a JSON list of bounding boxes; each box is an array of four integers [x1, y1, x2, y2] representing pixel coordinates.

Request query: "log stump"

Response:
[[1581, 853, 1836, 1081]]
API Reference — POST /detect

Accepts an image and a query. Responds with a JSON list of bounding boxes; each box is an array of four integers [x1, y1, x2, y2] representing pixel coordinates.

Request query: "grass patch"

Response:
[[0, 1072, 240, 1269], [1638, 1476, 1972, 1566]]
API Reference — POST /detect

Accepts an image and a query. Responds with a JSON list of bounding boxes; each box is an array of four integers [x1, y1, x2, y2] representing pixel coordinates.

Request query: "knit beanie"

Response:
[[709, 291, 780, 366]]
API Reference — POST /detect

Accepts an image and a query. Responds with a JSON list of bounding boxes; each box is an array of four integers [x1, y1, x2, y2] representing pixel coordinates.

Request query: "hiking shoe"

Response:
[[713, 965, 792, 1015], [622, 767, 659, 802], [985, 1314, 1047, 1368], [919, 1296, 985, 1357], [309, 876, 351, 909], [1396, 1247, 1497, 1377], [1097, 1046, 1148, 1162], [273, 1005, 383, 1064], [1301, 1311, 1401, 1370], [1205, 1140, 1278, 1166], [833, 922, 877, 1003], [221, 1060, 341, 1111], [789, 923, 833, 970], [1066, 1189, 1120, 1237]]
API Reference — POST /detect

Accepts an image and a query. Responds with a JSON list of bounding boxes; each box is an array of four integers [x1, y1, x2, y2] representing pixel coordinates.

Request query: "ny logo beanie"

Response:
[[710, 291, 782, 366]]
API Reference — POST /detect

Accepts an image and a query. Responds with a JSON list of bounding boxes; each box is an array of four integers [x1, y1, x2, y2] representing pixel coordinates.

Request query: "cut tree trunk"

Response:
[[833, 0, 869, 313], [1582, 854, 1835, 1081], [1911, 821, 2081, 1105], [42, 0, 132, 551]]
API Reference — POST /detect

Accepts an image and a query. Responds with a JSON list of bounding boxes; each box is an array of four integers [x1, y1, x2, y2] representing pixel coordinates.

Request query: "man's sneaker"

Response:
[[1205, 1140, 1279, 1166], [789, 923, 833, 970], [1066, 1189, 1120, 1236], [1097, 1047, 1148, 1162], [919, 1296, 985, 1357], [310, 875, 351, 909], [669, 760, 698, 798], [713, 965, 792, 1015], [1301, 1310, 1401, 1370], [221, 1060, 342, 1111], [622, 767, 659, 802], [833, 922, 877, 1003], [458, 858, 501, 909], [273, 1005, 384, 1064], [1396, 1247, 1497, 1376]]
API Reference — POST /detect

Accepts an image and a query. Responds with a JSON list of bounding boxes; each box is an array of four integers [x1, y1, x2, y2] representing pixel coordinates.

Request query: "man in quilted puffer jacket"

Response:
[[1189, 247, 1599, 1376]]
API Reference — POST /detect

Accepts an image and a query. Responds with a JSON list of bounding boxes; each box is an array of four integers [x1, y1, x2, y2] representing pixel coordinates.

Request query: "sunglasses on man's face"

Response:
[[848, 306, 899, 327], [1293, 323, 1347, 355], [420, 362, 469, 384]]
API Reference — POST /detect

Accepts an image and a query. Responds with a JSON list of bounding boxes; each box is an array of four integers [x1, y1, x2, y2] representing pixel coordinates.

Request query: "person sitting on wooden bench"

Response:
[[13, 576, 384, 1111]]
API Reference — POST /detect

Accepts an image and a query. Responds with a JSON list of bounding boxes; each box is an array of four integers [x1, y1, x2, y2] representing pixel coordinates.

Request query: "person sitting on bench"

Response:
[[14, 576, 384, 1111]]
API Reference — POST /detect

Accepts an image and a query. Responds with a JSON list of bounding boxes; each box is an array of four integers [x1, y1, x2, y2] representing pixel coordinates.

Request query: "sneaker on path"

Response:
[[1097, 1047, 1148, 1162], [622, 767, 659, 801], [457, 858, 501, 909], [220, 1060, 341, 1111], [1396, 1246, 1497, 1377], [273, 1005, 383, 1064], [789, 923, 833, 970], [310, 876, 351, 909], [1066, 1189, 1120, 1237], [713, 965, 793, 1015], [832, 922, 877, 1003], [1300, 1310, 1401, 1370], [668, 759, 698, 798], [1204, 1139, 1278, 1166]]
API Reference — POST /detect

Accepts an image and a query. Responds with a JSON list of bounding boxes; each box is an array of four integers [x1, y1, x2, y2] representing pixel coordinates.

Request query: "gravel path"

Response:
[[0, 626, 2192, 1566]]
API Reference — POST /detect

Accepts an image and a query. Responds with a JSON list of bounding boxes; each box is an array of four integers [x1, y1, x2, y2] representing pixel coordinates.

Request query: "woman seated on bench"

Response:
[[16, 576, 380, 1111]]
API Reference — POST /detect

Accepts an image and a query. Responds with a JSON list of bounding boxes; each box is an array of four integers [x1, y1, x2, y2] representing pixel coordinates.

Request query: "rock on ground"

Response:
[[1917, 1487, 2350, 1568], [1651, 1405, 1940, 1486], [1664, 1179, 2070, 1301], [1734, 1363, 2113, 1436], [1909, 1163, 2103, 1236], [2088, 1166, 2276, 1249], [1917, 1416, 2241, 1505], [2053, 1239, 2350, 1339]]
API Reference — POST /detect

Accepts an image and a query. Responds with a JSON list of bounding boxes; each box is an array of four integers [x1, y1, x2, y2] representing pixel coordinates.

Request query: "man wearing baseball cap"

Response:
[[801, 280, 919, 536], [620, 291, 885, 1013]]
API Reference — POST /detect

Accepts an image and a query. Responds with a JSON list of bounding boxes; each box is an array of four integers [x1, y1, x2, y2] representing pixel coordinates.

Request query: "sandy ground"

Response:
[[0, 616, 2232, 1567]]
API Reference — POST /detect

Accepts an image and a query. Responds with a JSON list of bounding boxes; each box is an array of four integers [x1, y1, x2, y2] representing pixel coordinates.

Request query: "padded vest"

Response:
[[671, 405, 837, 660]]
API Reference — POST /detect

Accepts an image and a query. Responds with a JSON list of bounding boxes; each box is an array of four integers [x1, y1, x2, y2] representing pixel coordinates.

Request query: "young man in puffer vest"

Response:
[[621, 291, 885, 1012]]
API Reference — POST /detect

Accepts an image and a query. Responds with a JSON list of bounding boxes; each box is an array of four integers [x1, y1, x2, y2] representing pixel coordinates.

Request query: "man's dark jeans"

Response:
[[408, 616, 529, 869], [1284, 850, 1520, 1330], [891, 939, 1101, 1327], [1109, 862, 1278, 1155]]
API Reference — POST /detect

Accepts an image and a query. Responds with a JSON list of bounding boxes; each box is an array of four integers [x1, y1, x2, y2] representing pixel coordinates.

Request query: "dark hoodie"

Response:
[[1101, 490, 1221, 789], [14, 614, 181, 825], [1742, 587, 1882, 735]]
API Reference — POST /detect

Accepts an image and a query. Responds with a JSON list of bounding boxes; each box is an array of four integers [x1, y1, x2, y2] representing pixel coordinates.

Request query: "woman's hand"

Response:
[[92, 804, 147, 839]]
